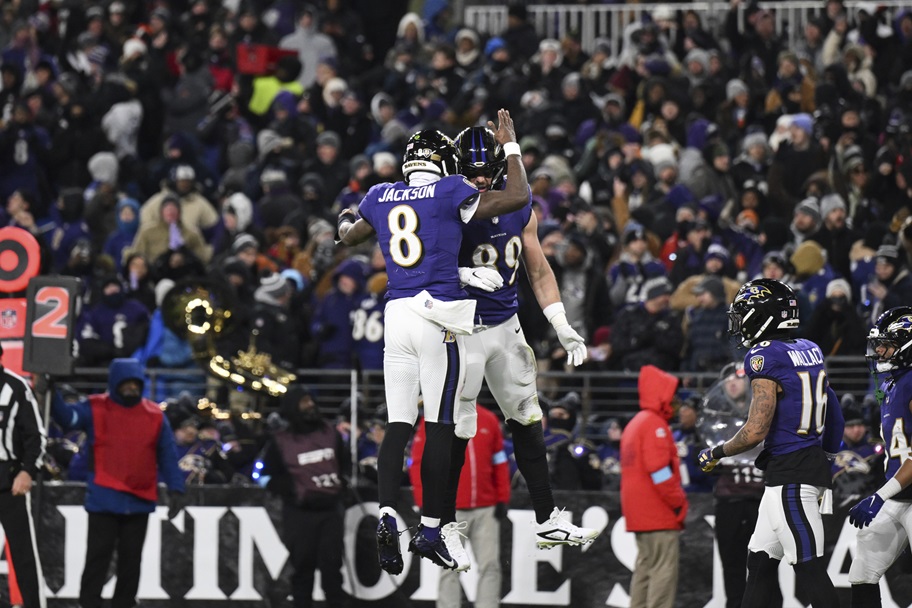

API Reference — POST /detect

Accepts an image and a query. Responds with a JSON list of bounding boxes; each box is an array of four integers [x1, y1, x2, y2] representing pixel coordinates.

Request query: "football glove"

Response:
[[335, 209, 357, 244], [697, 445, 725, 472], [555, 323, 587, 366], [848, 494, 884, 529], [458, 266, 504, 292]]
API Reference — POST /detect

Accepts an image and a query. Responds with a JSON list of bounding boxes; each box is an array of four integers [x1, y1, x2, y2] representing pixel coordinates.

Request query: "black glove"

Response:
[[335, 209, 356, 244], [494, 502, 509, 520], [167, 490, 187, 520]]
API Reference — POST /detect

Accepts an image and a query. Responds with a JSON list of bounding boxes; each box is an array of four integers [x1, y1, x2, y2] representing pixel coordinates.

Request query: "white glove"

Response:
[[544, 303, 588, 366], [458, 266, 504, 292]]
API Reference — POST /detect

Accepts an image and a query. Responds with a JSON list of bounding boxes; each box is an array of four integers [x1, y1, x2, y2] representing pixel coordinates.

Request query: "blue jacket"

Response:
[[51, 359, 185, 514]]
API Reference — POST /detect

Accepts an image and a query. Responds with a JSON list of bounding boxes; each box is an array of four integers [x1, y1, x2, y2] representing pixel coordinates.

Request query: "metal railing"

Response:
[[464, 1, 912, 58], [66, 355, 874, 419]]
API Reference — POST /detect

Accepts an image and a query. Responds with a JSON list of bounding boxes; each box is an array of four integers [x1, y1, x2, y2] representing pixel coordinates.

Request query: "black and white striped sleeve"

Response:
[[0, 371, 47, 478]]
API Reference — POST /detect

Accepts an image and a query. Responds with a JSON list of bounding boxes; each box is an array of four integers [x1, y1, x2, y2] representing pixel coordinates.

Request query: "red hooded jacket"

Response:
[[620, 365, 688, 532], [410, 405, 510, 510]]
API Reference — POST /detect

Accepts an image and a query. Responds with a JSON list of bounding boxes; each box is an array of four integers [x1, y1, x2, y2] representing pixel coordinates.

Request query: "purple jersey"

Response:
[[880, 369, 912, 501], [351, 292, 385, 371], [459, 204, 532, 326], [357, 176, 480, 301], [744, 339, 831, 456]]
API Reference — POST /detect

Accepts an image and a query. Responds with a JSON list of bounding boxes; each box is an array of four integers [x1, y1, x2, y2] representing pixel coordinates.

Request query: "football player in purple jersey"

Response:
[[434, 126, 597, 573], [337, 110, 530, 574], [847, 306, 912, 608], [698, 278, 844, 608]]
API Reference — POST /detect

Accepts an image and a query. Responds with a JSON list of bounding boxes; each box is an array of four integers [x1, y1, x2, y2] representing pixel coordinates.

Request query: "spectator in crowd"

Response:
[[809, 193, 861, 279], [790, 197, 822, 245], [280, 5, 337, 90], [608, 223, 666, 308], [410, 404, 510, 608], [544, 392, 602, 491], [869, 243, 912, 317], [251, 273, 306, 372], [682, 275, 734, 374], [51, 359, 185, 608], [139, 165, 219, 238], [767, 114, 828, 217], [598, 417, 623, 491], [673, 399, 714, 493], [259, 386, 348, 608], [807, 278, 867, 357], [611, 277, 684, 372], [311, 260, 364, 370], [103, 198, 141, 271], [77, 277, 150, 367], [170, 400, 235, 485], [669, 219, 712, 286], [621, 365, 687, 608], [129, 194, 211, 266]]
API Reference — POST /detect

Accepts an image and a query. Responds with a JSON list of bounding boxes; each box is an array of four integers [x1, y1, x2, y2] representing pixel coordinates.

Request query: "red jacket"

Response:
[[620, 365, 688, 532], [410, 406, 510, 510]]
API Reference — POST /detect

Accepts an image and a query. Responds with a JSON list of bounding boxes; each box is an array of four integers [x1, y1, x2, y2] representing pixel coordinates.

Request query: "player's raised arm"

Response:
[[474, 109, 529, 220], [337, 208, 375, 246]]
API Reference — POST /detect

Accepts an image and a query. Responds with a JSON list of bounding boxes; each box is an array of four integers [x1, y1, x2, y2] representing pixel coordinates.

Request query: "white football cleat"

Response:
[[441, 521, 471, 572], [535, 507, 600, 549]]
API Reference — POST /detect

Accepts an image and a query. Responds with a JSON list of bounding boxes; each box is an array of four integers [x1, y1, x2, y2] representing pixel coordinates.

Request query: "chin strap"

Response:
[[870, 367, 886, 406]]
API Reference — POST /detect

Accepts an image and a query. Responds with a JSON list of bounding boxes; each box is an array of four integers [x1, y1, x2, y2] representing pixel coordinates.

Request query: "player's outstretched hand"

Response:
[[848, 494, 884, 529], [488, 109, 516, 146], [458, 266, 504, 292], [697, 448, 720, 472], [555, 324, 587, 366]]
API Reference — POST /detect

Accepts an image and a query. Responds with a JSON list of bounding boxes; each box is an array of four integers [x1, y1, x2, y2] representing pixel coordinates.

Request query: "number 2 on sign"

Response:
[[32, 286, 69, 339]]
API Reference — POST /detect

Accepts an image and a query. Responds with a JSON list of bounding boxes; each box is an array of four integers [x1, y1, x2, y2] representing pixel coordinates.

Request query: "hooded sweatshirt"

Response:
[[620, 365, 687, 532], [103, 198, 141, 270], [50, 359, 185, 513]]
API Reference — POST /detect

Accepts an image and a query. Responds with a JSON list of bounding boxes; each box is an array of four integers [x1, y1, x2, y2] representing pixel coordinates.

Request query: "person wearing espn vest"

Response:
[[0, 344, 48, 608], [620, 365, 687, 608], [410, 404, 510, 608], [259, 386, 350, 608], [51, 358, 185, 608]]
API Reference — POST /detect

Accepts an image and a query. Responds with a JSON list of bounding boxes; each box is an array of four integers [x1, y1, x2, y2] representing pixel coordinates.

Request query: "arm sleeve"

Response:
[[50, 392, 91, 431], [822, 387, 845, 453], [260, 437, 293, 496], [15, 383, 47, 478], [157, 415, 186, 493]]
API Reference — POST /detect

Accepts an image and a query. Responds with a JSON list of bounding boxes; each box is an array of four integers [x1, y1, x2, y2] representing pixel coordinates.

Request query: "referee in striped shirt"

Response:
[[0, 344, 48, 608]]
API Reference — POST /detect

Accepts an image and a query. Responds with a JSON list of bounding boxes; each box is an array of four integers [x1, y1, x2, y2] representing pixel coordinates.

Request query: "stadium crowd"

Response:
[[0, 0, 909, 489]]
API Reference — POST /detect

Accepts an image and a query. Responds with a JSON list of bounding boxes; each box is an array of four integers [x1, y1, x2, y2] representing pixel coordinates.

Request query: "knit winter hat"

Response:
[[231, 233, 259, 255], [88, 152, 119, 184], [794, 197, 821, 224], [819, 193, 846, 219], [725, 79, 749, 101], [641, 276, 673, 302], [825, 278, 852, 303], [254, 272, 291, 304]]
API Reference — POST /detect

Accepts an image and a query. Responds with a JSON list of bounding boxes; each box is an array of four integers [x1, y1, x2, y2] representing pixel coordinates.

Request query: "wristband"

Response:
[[711, 445, 726, 460], [502, 142, 521, 157], [543, 302, 566, 326], [876, 477, 903, 501]]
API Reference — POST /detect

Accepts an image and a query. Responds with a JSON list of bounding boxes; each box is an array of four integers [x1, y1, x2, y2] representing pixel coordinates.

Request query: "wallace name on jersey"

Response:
[[786, 348, 824, 367]]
